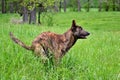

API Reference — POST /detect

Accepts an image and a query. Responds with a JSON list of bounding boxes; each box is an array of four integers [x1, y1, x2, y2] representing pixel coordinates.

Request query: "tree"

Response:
[[9, 1, 14, 13], [22, 6, 28, 23], [63, 0, 67, 12], [77, 0, 81, 11], [5, 0, 19, 13], [54, 1, 59, 12], [38, 4, 44, 24], [105, 0, 109, 11], [112, 0, 116, 11], [1, 0, 6, 13], [87, 0, 90, 12], [59, 0, 62, 12], [117, 0, 120, 11], [29, 8, 36, 24], [19, 0, 60, 24], [98, 0, 102, 11]]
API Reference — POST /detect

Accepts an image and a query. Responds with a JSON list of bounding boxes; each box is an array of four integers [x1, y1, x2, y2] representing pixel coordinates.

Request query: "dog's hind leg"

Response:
[[34, 44, 48, 62]]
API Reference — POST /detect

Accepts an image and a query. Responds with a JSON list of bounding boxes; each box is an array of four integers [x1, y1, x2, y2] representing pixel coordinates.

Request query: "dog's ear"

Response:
[[72, 20, 76, 27], [71, 20, 76, 32]]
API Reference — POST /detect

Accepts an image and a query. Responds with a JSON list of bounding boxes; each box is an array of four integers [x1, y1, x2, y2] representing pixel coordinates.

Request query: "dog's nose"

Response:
[[87, 32, 90, 35]]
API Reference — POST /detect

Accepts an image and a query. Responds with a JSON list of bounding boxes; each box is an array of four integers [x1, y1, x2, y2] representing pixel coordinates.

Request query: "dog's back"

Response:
[[32, 31, 67, 54]]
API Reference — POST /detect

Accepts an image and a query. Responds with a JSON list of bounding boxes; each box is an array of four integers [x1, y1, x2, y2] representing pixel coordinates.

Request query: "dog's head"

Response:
[[71, 20, 90, 39]]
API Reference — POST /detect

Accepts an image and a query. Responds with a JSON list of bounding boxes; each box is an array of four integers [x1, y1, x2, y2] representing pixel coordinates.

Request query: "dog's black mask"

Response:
[[71, 20, 90, 39]]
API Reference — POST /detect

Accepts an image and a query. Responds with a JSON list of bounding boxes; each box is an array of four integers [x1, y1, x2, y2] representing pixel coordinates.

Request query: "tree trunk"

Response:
[[98, 0, 102, 12], [38, 4, 44, 24], [38, 11, 41, 24], [117, 0, 120, 11], [38, 7, 43, 24], [105, 0, 109, 11], [54, 1, 59, 12], [9, 2, 14, 13], [87, 0, 90, 12], [2, 0, 6, 13], [59, 0, 62, 12], [23, 7, 28, 23], [112, 0, 116, 11], [29, 8, 36, 24], [77, 0, 81, 12], [63, 0, 67, 12]]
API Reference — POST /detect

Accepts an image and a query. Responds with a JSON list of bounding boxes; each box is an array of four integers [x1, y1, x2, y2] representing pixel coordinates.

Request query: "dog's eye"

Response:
[[78, 27, 82, 30]]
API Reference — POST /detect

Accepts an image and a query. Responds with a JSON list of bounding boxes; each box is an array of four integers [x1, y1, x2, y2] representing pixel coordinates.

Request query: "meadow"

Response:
[[0, 11, 120, 80]]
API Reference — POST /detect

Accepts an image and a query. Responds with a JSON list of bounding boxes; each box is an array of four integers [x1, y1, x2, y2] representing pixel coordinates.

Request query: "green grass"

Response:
[[0, 12, 120, 80]]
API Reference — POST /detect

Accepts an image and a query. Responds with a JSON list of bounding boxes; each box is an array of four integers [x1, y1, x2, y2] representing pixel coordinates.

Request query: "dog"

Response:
[[10, 20, 90, 63]]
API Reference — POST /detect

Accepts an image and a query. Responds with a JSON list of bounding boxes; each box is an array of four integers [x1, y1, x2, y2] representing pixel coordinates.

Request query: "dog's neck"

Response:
[[63, 29, 77, 52]]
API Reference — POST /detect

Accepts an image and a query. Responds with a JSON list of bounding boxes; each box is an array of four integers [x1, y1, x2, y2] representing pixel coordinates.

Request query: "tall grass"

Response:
[[0, 12, 120, 80]]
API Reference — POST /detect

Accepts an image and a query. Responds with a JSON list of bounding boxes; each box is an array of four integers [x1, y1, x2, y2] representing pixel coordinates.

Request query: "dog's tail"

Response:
[[9, 32, 32, 51]]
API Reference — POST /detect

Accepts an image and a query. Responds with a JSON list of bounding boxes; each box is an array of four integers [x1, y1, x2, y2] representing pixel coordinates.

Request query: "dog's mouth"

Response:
[[80, 35, 87, 39], [79, 33, 90, 39]]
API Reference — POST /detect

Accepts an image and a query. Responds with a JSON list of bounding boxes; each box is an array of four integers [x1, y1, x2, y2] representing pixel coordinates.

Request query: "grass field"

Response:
[[0, 11, 120, 80]]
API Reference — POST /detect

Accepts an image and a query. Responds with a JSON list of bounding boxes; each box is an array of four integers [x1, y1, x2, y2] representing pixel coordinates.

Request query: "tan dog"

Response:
[[10, 20, 90, 63]]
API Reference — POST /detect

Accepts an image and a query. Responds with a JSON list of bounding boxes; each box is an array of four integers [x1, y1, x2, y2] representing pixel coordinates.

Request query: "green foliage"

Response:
[[0, 12, 120, 80], [41, 12, 54, 26], [20, 0, 60, 10], [68, 0, 78, 11], [41, 0, 55, 7], [102, 0, 116, 11]]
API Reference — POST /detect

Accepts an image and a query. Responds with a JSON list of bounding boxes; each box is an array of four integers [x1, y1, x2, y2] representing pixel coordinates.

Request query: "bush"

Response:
[[41, 12, 54, 26]]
